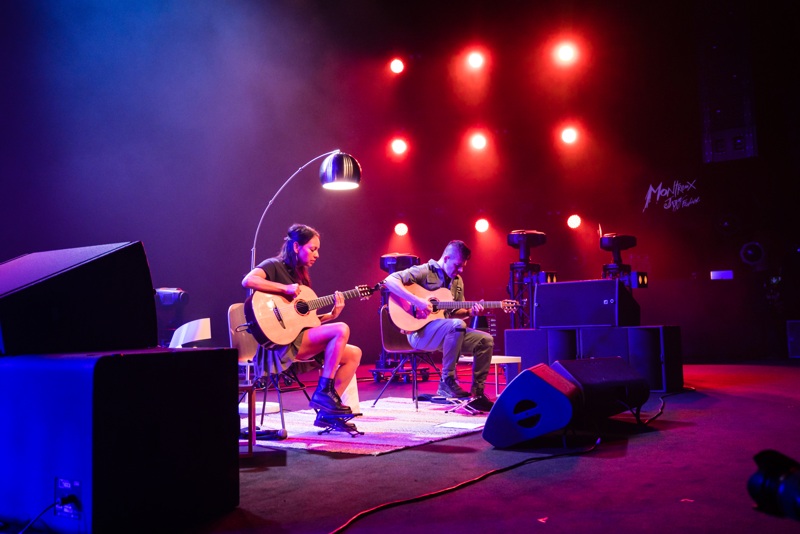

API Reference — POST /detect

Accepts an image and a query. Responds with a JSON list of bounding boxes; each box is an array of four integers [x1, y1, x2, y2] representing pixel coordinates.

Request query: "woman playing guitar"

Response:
[[242, 223, 362, 432]]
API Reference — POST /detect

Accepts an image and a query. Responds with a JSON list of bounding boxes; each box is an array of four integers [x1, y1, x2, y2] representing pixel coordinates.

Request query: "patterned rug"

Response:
[[249, 396, 486, 456]]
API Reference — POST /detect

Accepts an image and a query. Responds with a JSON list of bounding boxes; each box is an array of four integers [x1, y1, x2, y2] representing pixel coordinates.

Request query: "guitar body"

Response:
[[387, 286, 459, 332], [244, 286, 322, 347]]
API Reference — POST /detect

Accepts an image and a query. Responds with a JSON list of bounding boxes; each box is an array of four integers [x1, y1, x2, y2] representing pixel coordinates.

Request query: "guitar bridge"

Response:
[[272, 306, 286, 329]]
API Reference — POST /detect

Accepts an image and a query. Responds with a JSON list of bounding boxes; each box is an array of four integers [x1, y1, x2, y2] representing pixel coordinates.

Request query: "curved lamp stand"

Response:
[[250, 149, 361, 271]]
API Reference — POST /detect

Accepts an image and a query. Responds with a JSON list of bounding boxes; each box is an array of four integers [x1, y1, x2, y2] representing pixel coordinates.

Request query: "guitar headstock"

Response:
[[356, 284, 380, 300], [501, 299, 520, 312]]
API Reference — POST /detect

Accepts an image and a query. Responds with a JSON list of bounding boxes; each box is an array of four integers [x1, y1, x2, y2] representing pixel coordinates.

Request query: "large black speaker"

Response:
[[504, 328, 577, 367], [483, 364, 579, 448], [551, 357, 650, 419], [0, 242, 158, 356], [533, 279, 640, 328], [0, 348, 239, 533], [627, 326, 683, 393], [483, 358, 652, 448], [579, 326, 629, 361], [697, 0, 757, 163]]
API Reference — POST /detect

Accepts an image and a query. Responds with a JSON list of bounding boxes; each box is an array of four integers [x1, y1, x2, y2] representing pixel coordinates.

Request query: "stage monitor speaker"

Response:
[[551, 357, 650, 419], [0, 242, 158, 356], [0, 348, 239, 533], [533, 279, 640, 328], [482, 364, 579, 448]]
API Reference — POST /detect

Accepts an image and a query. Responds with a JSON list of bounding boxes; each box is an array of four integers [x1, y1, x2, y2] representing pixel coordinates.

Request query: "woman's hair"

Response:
[[278, 223, 319, 286]]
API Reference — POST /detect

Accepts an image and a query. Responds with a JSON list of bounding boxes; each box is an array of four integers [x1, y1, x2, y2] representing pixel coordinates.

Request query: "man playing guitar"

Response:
[[382, 240, 500, 412]]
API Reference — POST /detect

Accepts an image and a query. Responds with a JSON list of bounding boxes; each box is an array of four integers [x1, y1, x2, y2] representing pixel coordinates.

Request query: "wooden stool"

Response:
[[238, 381, 257, 457], [459, 355, 522, 397]]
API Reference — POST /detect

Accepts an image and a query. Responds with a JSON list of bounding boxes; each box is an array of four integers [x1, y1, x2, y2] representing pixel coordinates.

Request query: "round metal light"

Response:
[[320, 152, 361, 190]]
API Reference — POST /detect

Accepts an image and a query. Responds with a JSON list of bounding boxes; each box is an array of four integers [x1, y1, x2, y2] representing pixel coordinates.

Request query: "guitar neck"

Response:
[[435, 300, 507, 310], [307, 288, 365, 311]]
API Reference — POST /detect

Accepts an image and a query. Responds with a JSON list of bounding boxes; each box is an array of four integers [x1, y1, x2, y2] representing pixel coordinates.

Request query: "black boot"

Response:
[[310, 377, 351, 415], [468, 386, 494, 412]]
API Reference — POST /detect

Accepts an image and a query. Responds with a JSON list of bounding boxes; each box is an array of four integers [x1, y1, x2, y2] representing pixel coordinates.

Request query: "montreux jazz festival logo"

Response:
[[642, 179, 700, 213]]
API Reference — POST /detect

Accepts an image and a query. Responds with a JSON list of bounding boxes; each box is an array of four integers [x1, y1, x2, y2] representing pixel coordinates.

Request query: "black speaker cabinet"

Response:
[[551, 357, 650, 419], [504, 328, 577, 368], [533, 279, 640, 328], [0, 242, 158, 355], [787, 320, 800, 358], [579, 327, 630, 362], [627, 326, 684, 392], [0, 348, 239, 533]]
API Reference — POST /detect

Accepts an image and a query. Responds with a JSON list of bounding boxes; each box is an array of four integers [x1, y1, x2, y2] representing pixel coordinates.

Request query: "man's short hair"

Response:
[[444, 240, 471, 261]]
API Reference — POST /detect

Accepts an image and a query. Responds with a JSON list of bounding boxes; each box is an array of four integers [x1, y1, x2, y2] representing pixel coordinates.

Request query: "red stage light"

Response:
[[467, 51, 485, 70], [553, 42, 578, 66], [475, 218, 489, 233], [390, 58, 405, 74], [470, 133, 488, 150], [390, 138, 408, 155], [394, 223, 408, 236], [450, 45, 491, 106], [561, 127, 578, 144], [567, 214, 582, 229]]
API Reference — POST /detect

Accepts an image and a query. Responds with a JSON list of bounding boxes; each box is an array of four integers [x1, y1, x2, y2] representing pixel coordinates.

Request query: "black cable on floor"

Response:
[[640, 385, 697, 425], [328, 438, 601, 534], [16, 502, 56, 534]]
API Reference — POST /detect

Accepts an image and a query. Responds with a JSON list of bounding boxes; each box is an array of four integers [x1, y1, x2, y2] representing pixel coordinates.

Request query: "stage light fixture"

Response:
[[467, 51, 485, 69], [155, 287, 188, 307], [538, 271, 558, 284], [567, 214, 582, 229], [470, 133, 488, 150], [394, 223, 408, 236], [508, 230, 547, 264], [379, 252, 419, 275], [554, 42, 578, 66], [154, 287, 189, 348], [390, 58, 404, 74], [250, 150, 361, 270], [600, 233, 647, 288], [561, 127, 578, 144], [390, 138, 408, 155], [475, 218, 489, 233], [630, 271, 649, 288], [507, 230, 548, 329]]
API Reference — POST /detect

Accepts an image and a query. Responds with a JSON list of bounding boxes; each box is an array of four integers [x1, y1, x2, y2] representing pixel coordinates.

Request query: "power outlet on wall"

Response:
[[54, 478, 82, 520]]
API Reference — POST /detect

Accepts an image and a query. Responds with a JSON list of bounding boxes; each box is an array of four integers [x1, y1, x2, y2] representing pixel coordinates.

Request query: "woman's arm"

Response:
[[241, 267, 301, 299]]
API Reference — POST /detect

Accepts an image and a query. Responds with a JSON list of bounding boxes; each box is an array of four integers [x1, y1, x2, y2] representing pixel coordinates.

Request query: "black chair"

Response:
[[373, 305, 441, 411]]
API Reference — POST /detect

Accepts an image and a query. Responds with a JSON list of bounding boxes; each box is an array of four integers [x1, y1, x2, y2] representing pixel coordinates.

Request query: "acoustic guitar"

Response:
[[387, 285, 518, 332], [245, 284, 378, 347]]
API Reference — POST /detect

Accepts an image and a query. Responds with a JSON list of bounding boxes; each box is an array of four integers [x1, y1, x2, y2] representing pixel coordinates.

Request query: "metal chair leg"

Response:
[[411, 355, 419, 411], [421, 354, 442, 382], [372, 355, 410, 407]]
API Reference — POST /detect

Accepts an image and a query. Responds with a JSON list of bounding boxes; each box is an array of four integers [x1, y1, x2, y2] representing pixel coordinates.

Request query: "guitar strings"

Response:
[[263, 288, 367, 315]]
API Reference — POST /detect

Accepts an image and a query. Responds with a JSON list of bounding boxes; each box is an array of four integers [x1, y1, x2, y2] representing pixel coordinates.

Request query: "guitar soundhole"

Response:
[[295, 301, 310, 316]]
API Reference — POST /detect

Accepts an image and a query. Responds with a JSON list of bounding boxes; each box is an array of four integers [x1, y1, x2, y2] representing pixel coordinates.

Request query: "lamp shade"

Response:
[[320, 152, 361, 190]]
